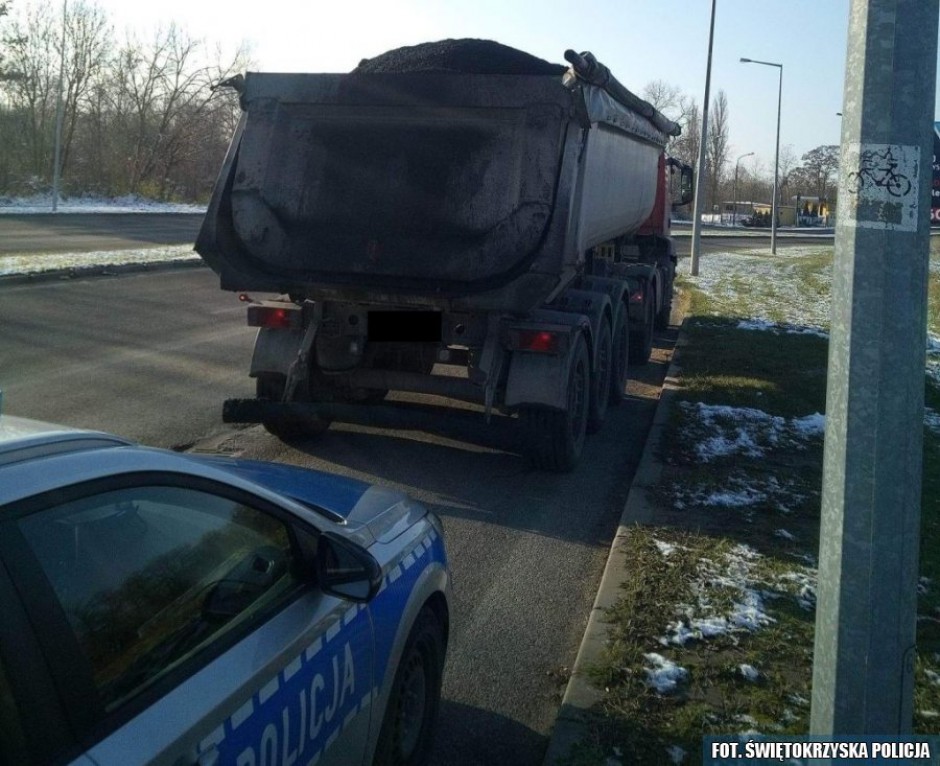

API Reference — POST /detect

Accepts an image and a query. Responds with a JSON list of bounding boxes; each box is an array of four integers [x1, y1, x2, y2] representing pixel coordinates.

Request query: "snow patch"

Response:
[[0, 245, 200, 277], [0, 193, 205, 214], [673, 474, 808, 517], [680, 402, 824, 463], [654, 539, 678, 557], [737, 318, 829, 339], [643, 653, 688, 693], [739, 664, 760, 682], [790, 412, 826, 438]]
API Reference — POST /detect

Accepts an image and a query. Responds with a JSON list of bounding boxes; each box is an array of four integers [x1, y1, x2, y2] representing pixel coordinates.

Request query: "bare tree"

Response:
[[92, 25, 249, 198], [1, 0, 108, 190], [706, 89, 730, 211], [3, 2, 58, 183], [642, 79, 702, 168], [661, 96, 699, 169], [642, 79, 682, 115], [799, 144, 840, 199], [0, 1, 25, 81], [57, 0, 110, 175]]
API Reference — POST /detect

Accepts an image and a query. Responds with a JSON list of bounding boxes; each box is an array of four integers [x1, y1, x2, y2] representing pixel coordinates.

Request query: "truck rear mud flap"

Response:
[[224, 398, 521, 451]]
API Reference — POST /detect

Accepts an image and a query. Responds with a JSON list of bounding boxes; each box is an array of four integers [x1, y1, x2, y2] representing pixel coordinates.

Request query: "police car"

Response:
[[0, 416, 450, 766]]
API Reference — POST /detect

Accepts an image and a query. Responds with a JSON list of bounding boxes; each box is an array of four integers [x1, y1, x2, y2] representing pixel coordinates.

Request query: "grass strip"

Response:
[[566, 244, 940, 765]]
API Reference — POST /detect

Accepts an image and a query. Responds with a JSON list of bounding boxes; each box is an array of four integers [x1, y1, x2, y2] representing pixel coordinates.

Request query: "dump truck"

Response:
[[196, 42, 693, 472]]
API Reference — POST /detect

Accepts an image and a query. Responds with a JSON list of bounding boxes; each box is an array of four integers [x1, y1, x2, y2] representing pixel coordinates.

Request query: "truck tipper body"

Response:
[[196, 44, 693, 471]]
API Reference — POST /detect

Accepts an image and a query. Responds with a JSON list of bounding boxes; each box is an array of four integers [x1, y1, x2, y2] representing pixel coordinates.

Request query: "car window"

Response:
[[17, 485, 301, 712]]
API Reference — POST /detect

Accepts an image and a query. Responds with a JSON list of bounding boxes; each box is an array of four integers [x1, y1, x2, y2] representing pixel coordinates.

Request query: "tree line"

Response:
[[643, 78, 840, 217], [0, 2, 841, 210], [0, 0, 247, 202]]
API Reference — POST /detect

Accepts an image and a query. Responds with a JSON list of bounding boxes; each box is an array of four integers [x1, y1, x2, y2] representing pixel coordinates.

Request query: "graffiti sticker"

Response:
[[841, 142, 920, 232]]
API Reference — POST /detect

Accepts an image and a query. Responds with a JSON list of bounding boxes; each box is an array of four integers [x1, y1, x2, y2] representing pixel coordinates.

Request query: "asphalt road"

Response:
[[0, 212, 204, 253], [1, 259, 676, 766], [0, 268, 256, 446], [1, 214, 819, 764]]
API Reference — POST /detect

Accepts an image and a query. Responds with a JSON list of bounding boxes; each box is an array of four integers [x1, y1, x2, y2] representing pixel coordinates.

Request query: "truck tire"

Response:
[[373, 607, 445, 766], [587, 318, 612, 433], [520, 333, 590, 472], [609, 308, 629, 407], [256, 373, 332, 440], [655, 281, 673, 330], [629, 286, 654, 365]]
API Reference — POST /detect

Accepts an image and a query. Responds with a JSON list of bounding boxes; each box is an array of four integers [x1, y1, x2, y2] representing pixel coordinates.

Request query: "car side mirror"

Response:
[[317, 532, 383, 603]]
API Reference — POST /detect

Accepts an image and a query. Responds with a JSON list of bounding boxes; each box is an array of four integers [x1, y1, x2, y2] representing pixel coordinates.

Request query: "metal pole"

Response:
[[740, 58, 783, 253], [51, 0, 67, 213], [770, 64, 783, 255], [688, 0, 716, 276], [810, 0, 938, 735], [771, 66, 782, 253]]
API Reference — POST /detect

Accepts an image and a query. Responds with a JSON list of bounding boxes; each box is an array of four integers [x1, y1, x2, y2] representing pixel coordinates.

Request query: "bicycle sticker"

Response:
[[841, 142, 920, 232]]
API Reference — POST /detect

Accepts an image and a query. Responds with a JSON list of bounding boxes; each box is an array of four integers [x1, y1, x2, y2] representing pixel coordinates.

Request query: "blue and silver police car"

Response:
[[0, 416, 450, 766]]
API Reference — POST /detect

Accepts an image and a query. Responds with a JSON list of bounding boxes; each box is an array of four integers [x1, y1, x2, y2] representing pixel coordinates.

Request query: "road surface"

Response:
[[0, 213, 204, 253], [0, 213, 828, 764], [0, 260, 679, 765]]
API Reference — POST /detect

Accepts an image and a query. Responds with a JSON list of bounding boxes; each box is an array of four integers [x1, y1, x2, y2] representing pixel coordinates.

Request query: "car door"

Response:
[[0, 473, 374, 766]]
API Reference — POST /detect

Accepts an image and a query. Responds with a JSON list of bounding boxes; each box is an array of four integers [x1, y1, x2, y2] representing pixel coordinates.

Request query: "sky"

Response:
[[59, 0, 923, 177]]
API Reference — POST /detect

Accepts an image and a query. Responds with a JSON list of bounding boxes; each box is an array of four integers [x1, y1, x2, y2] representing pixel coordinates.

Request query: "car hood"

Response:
[[192, 455, 422, 538]]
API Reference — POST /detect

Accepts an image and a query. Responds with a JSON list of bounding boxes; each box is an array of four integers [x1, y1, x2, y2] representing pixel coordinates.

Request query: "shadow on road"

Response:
[[431, 699, 548, 766], [275, 323, 680, 548]]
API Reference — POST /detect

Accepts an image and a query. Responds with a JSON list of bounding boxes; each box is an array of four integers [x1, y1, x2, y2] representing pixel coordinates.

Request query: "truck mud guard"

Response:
[[503, 311, 591, 411], [249, 327, 304, 378]]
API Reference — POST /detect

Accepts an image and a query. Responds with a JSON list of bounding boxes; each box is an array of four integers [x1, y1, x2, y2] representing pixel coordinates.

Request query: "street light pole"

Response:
[[688, 0, 717, 276], [741, 57, 783, 254], [732, 151, 754, 227]]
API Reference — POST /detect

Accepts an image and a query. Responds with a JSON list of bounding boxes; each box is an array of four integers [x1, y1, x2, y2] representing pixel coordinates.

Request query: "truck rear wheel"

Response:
[[520, 334, 590, 472], [629, 286, 654, 365], [609, 309, 629, 406], [655, 281, 673, 330], [587, 318, 612, 433], [256, 373, 332, 440]]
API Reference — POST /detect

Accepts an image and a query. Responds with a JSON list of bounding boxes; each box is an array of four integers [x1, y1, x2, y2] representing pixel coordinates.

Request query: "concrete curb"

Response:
[[541, 319, 689, 766]]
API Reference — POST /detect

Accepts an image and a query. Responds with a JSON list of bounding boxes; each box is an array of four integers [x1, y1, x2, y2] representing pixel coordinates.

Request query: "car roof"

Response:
[[0, 415, 132, 468]]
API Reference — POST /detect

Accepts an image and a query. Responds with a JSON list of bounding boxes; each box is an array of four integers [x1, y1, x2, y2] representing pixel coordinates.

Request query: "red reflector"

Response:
[[518, 330, 559, 353], [629, 289, 645, 303], [247, 306, 298, 329]]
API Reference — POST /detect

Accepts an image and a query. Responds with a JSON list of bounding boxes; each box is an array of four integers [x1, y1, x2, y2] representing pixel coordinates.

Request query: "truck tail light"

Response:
[[512, 329, 561, 354], [629, 289, 645, 304], [247, 305, 301, 330]]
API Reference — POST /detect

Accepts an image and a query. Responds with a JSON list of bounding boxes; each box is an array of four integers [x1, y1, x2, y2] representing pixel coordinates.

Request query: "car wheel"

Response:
[[374, 608, 446, 766], [256, 373, 332, 440]]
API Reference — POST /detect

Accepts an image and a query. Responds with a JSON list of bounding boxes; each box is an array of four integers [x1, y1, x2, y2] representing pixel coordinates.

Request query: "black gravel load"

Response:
[[352, 38, 566, 75]]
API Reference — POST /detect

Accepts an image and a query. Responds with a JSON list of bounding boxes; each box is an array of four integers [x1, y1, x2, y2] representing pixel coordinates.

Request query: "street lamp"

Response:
[[732, 151, 754, 227], [741, 57, 783, 254], [689, 0, 717, 276]]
